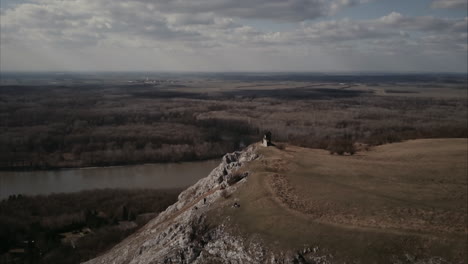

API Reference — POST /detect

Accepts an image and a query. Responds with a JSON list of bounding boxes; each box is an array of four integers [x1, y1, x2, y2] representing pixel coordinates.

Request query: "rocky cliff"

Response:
[[83, 140, 463, 264], [84, 145, 282, 264]]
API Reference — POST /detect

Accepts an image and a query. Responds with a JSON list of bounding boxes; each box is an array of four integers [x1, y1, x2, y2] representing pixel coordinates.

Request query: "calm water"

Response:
[[0, 159, 220, 200]]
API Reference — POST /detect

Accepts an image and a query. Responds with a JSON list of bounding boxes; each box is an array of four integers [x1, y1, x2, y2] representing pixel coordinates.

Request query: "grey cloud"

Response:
[[298, 13, 466, 40], [1, 0, 466, 72], [0, 0, 374, 50], [133, 0, 364, 22], [1, 0, 204, 47], [168, 13, 217, 26], [299, 19, 392, 43], [379, 12, 467, 32], [282, 13, 468, 57], [329, 0, 370, 14], [146, 0, 324, 21], [431, 0, 467, 9]]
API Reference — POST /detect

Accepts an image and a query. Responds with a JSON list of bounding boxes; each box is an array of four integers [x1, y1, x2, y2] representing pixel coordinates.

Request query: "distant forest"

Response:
[[0, 74, 466, 169]]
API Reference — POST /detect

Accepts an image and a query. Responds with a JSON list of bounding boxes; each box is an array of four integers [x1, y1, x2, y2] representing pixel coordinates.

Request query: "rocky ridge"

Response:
[[83, 143, 453, 264], [84, 145, 278, 264], [85, 145, 332, 264]]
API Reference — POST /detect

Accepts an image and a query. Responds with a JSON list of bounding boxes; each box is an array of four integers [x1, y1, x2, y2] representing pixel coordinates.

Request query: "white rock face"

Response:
[[83, 145, 273, 264], [83, 145, 333, 264]]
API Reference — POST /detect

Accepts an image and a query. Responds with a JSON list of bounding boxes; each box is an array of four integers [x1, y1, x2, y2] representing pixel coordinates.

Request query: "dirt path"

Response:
[[263, 173, 450, 239]]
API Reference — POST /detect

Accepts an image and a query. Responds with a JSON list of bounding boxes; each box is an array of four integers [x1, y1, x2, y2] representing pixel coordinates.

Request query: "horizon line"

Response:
[[1, 70, 467, 75]]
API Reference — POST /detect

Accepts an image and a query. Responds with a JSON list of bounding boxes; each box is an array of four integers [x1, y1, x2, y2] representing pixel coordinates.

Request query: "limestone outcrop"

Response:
[[84, 145, 271, 264]]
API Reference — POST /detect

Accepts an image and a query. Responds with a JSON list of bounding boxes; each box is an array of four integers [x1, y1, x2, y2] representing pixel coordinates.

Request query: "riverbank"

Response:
[[0, 155, 227, 172], [0, 159, 220, 200], [0, 156, 224, 172]]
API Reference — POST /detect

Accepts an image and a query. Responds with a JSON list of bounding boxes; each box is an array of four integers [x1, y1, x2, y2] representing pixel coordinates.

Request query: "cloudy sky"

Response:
[[1, 0, 467, 72]]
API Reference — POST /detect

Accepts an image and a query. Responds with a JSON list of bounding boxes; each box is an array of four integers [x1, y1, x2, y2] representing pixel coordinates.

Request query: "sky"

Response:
[[0, 0, 467, 72]]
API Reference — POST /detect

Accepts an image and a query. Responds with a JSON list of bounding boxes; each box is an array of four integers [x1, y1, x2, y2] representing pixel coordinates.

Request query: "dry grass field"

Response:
[[209, 139, 467, 263]]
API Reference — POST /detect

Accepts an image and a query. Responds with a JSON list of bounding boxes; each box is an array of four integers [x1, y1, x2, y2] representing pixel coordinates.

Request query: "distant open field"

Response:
[[209, 139, 467, 263], [0, 73, 466, 169]]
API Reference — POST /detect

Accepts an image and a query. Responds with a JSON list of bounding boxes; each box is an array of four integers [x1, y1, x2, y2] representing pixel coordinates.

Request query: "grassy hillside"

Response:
[[208, 139, 467, 263]]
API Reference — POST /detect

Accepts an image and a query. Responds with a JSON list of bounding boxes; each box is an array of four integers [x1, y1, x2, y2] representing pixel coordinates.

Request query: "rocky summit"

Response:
[[84, 139, 467, 264], [84, 145, 272, 264]]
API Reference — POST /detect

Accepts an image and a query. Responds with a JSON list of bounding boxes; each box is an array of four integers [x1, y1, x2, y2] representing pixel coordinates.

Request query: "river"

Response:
[[0, 159, 220, 200]]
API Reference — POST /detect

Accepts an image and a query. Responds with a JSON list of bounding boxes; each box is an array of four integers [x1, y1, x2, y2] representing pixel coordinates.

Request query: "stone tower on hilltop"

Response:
[[262, 131, 272, 147]]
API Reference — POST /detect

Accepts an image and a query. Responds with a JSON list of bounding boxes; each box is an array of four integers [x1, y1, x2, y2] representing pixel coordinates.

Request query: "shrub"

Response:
[[327, 135, 356, 156], [226, 171, 248, 185], [276, 143, 286, 150]]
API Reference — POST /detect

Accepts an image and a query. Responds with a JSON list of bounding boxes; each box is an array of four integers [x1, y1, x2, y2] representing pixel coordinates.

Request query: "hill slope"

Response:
[[85, 139, 467, 264]]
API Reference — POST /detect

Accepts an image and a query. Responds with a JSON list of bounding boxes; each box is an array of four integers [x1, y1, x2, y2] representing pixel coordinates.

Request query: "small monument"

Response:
[[262, 131, 272, 147]]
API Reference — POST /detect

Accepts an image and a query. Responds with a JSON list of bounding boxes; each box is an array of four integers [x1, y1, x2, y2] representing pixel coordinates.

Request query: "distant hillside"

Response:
[[85, 139, 467, 264]]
